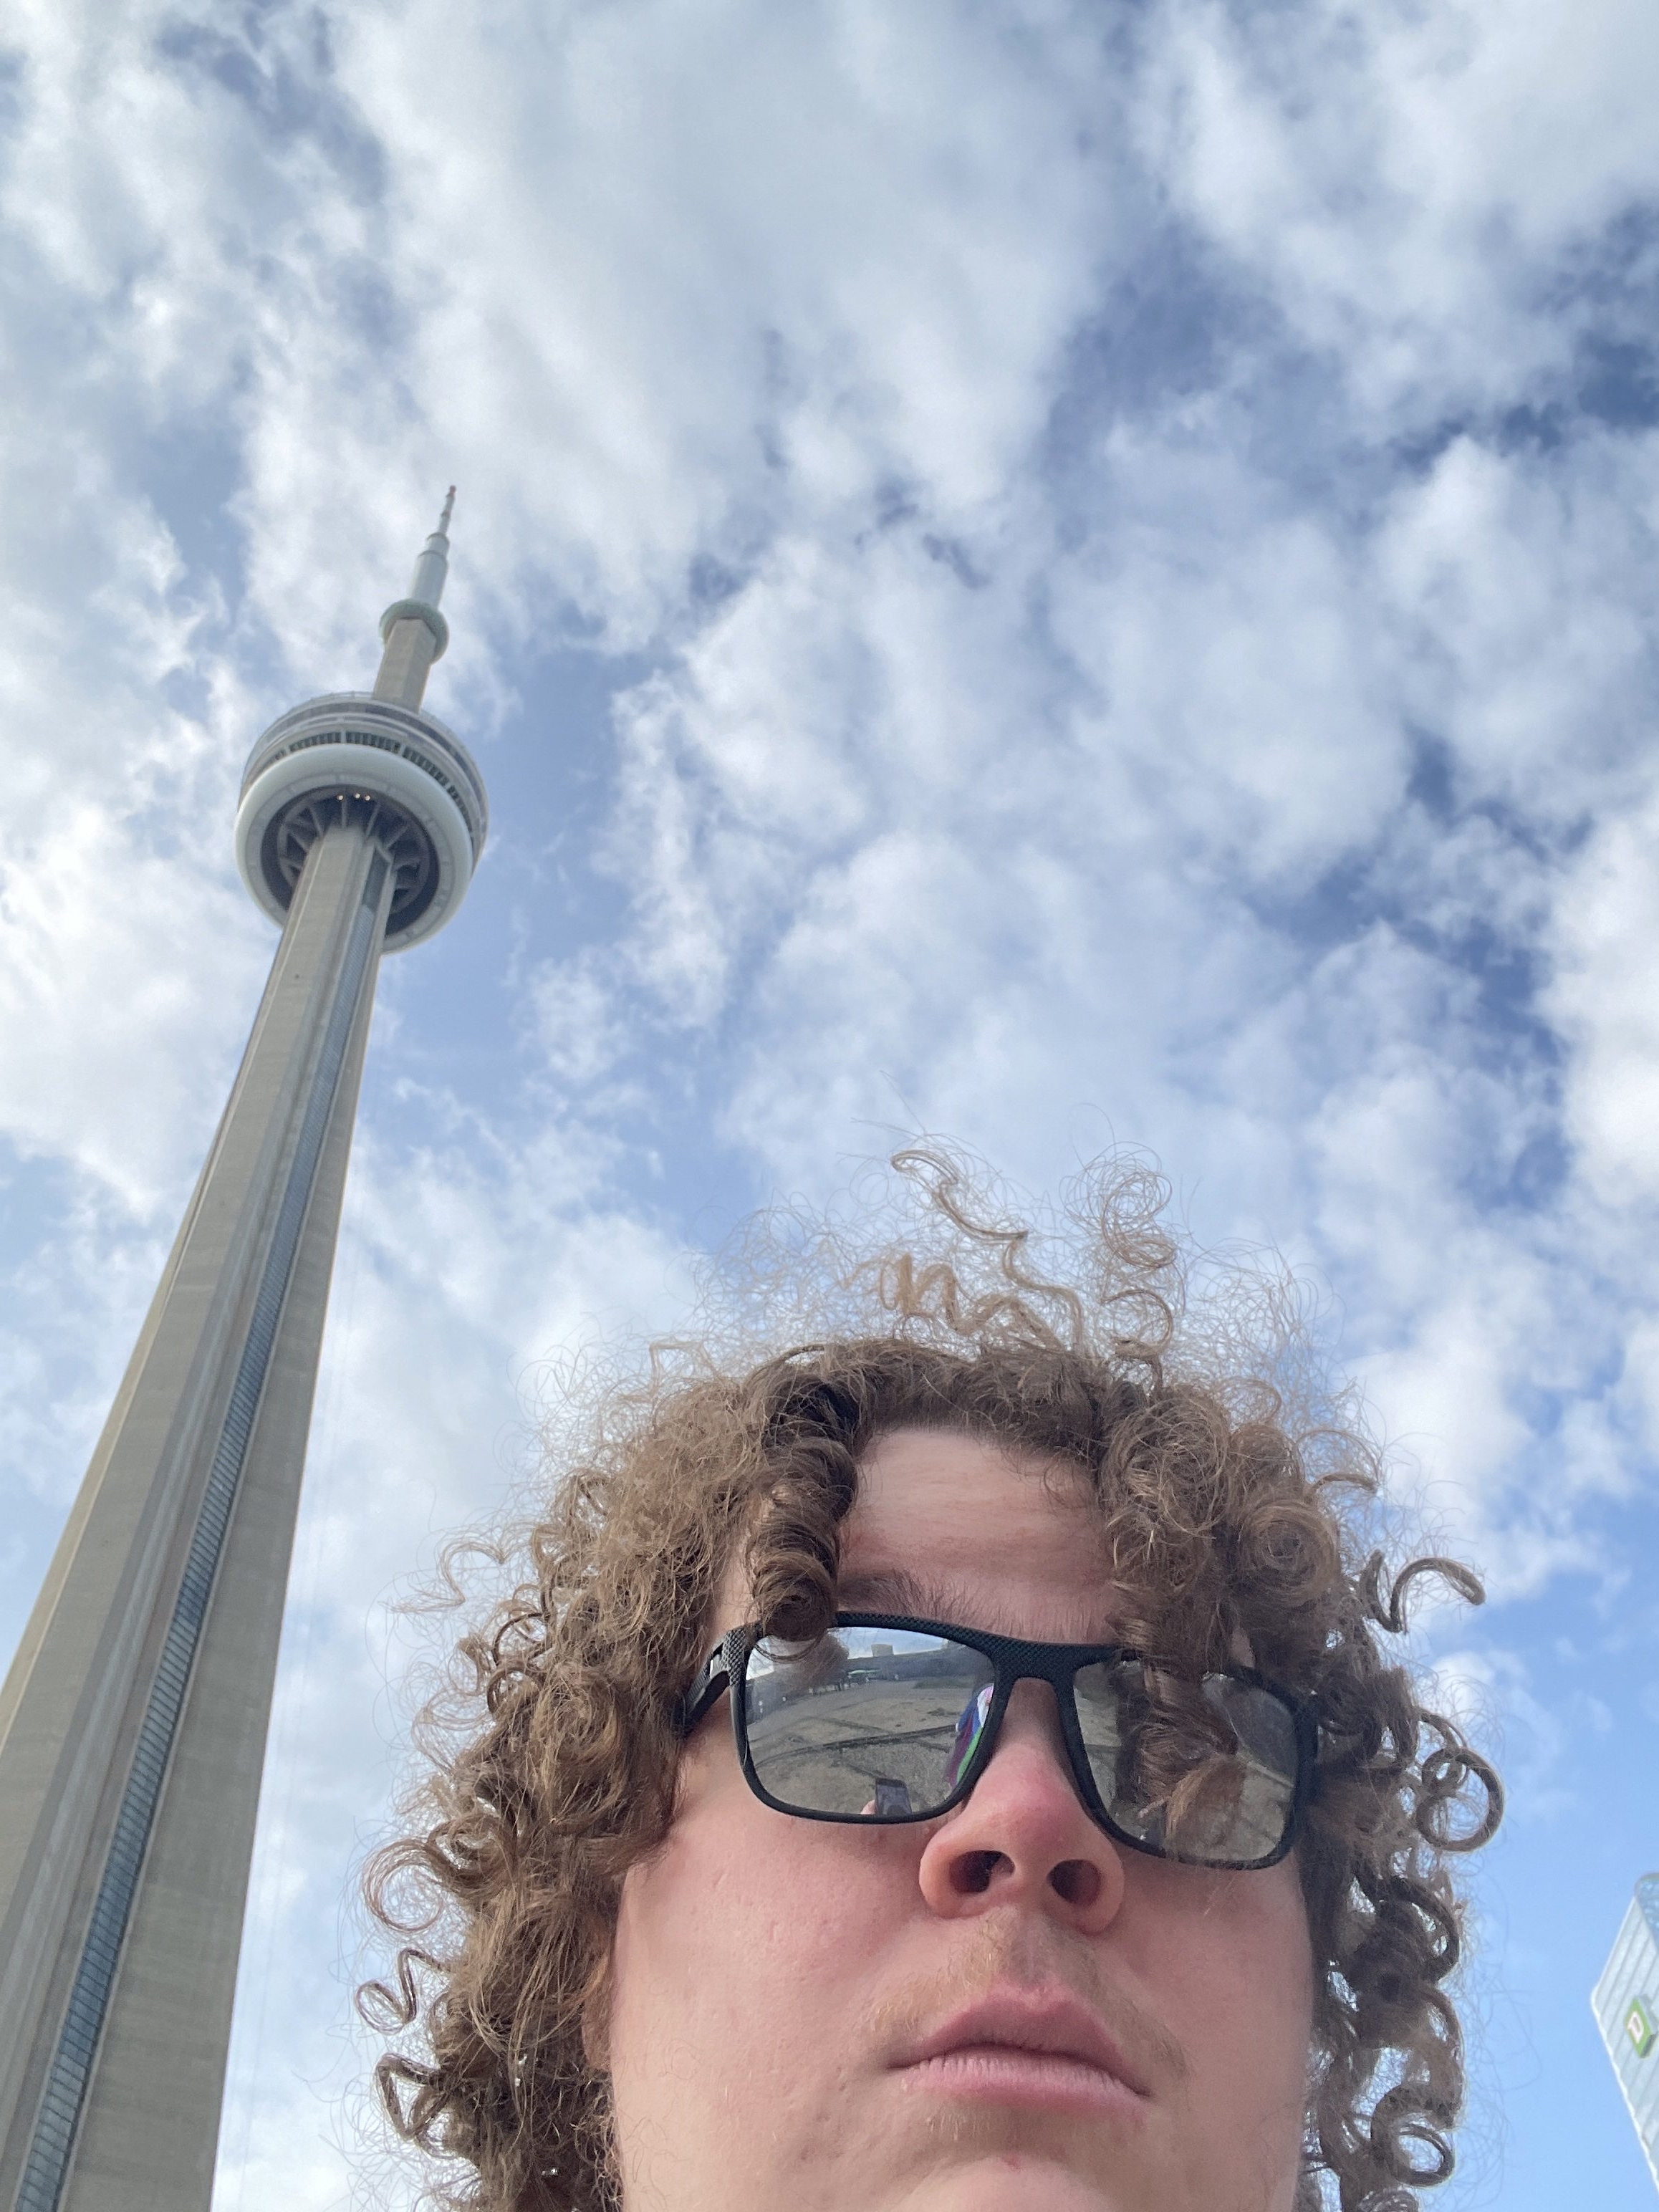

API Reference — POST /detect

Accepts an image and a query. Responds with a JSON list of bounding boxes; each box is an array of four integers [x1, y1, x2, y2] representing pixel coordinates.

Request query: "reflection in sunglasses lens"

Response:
[[744, 1629, 993, 1819], [742, 1627, 1299, 1864], [1073, 1660, 1298, 1865]]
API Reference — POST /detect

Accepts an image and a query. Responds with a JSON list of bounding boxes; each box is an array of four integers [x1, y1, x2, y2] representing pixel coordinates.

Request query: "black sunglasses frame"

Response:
[[678, 1612, 1320, 1872]]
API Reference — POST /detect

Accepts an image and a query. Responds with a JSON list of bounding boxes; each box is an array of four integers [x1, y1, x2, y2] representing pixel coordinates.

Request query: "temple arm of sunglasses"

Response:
[[677, 1641, 734, 1733]]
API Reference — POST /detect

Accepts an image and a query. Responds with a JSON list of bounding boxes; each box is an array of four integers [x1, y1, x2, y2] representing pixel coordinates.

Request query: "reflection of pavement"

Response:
[[752, 1684, 967, 1754], [749, 1681, 974, 1808]]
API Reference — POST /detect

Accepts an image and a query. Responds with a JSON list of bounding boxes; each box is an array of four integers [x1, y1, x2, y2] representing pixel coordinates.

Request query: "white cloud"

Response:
[[1377, 429, 1659, 817], [1139, 0, 1659, 418], [1546, 786, 1659, 1206]]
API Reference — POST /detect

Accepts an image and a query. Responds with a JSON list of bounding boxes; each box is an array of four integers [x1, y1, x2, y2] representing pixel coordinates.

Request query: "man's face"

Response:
[[605, 1428, 1314, 2211]]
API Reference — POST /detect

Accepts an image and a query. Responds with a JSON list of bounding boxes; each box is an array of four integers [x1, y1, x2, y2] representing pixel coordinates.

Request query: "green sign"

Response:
[[1627, 1997, 1656, 2058]]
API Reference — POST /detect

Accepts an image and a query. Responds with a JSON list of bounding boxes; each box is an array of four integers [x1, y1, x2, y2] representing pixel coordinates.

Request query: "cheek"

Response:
[[1155, 1863, 1314, 2110], [607, 1787, 911, 2105]]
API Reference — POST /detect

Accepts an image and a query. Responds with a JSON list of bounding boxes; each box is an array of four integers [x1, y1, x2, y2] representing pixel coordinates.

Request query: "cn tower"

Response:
[[0, 496, 488, 2211]]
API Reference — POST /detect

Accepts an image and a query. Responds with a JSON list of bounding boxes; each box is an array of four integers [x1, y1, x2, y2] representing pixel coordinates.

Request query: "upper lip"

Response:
[[897, 1988, 1152, 2097]]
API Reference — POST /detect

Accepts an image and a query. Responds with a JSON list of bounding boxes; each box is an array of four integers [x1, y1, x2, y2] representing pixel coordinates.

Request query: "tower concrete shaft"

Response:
[[0, 497, 486, 2212]]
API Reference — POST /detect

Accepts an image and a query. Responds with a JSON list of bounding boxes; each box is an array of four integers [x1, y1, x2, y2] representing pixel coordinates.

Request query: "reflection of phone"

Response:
[[872, 1779, 912, 1817]]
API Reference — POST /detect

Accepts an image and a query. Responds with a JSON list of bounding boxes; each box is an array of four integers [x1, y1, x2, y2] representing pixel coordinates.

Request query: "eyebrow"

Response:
[[835, 1567, 963, 1617], [834, 1568, 1112, 1643]]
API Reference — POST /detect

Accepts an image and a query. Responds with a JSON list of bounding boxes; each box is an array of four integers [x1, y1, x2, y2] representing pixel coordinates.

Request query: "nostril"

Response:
[[949, 1849, 1008, 1896], [1049, 1858, 1102, 1908]]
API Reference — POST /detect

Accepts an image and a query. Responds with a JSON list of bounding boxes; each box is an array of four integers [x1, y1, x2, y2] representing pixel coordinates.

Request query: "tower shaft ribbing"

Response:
[[0, 822, 393, 2210]]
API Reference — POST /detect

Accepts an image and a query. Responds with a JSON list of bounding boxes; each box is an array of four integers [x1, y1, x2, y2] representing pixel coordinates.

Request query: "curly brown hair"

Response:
[[360, 1151, 1501, 2212]]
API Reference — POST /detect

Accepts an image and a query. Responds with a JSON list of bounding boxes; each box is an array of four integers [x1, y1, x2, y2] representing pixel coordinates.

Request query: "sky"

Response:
[[1, 0, 1658, 2203]]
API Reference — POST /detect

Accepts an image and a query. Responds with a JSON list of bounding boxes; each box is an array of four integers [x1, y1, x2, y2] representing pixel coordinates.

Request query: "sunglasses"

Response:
[[679, 1613, 1319, 1871]]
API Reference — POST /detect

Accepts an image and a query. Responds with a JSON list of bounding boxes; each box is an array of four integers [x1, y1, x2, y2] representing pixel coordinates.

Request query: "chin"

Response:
[[883, 2160, 1125, 2212]]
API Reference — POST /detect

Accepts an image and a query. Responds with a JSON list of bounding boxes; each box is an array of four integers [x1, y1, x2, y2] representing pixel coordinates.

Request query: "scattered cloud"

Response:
[[2, 1, 1658, 2205]]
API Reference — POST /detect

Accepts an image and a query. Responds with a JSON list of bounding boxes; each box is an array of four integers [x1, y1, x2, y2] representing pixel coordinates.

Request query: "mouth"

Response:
[[893, 1988, 1153, 2118]]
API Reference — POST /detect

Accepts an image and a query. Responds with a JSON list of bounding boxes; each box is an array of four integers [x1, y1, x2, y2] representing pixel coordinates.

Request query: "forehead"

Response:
[[837, 1425, 1115, 1643]]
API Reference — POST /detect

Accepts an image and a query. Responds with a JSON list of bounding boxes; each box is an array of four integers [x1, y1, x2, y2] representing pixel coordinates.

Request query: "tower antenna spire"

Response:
[[375, 486, 458, 708]]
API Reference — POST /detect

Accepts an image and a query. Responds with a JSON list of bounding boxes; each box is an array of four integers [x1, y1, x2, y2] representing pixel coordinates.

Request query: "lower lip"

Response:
[[900, 2047, 1146, 2117]]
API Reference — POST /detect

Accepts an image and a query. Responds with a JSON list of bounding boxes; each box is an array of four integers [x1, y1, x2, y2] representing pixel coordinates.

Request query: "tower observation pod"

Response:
[[0, 496, 488, 2212]]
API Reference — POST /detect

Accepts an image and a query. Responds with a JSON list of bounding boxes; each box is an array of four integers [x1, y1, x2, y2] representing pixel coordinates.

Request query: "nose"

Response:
[[916, 1681, 1127, 1933]]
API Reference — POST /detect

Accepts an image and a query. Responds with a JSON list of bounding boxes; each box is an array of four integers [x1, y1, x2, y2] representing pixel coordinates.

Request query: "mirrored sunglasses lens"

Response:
[[743, 1627, 995, 1818], [1074, 1660, 1300, 1866]]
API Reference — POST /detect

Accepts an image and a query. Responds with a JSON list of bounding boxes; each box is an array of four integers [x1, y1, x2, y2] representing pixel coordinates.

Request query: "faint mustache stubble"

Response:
[[862, 1916, 1188, 2093]]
